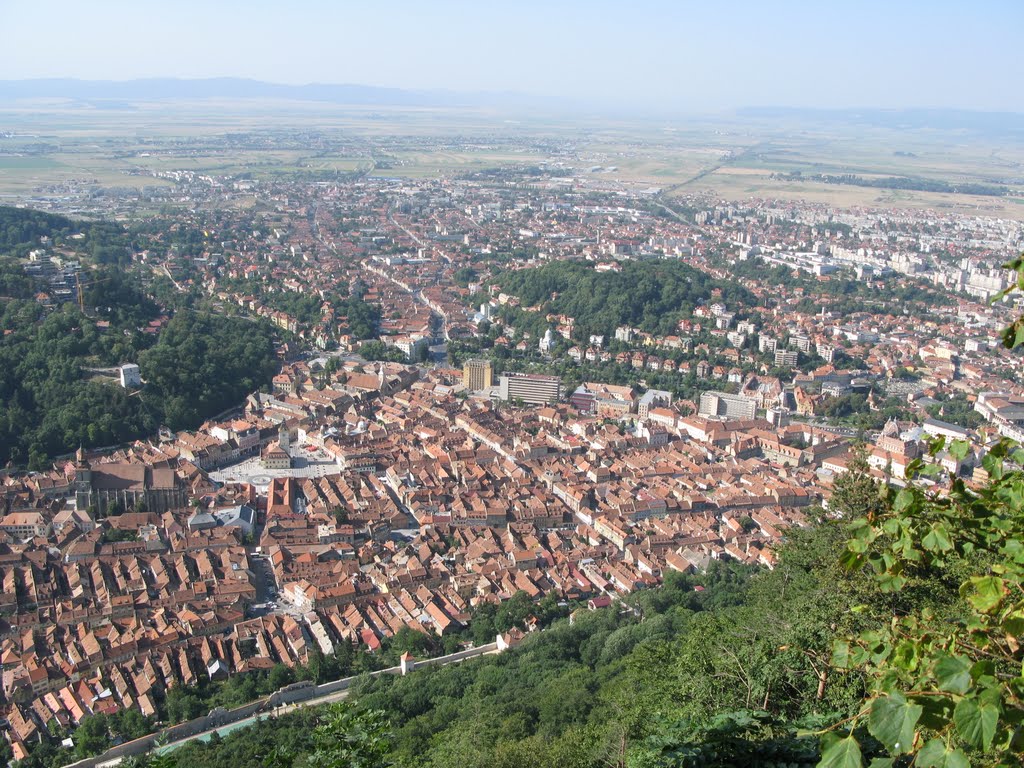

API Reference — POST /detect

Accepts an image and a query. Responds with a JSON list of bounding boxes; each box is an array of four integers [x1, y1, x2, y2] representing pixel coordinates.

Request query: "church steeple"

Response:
[[74, 446, 93, 512]]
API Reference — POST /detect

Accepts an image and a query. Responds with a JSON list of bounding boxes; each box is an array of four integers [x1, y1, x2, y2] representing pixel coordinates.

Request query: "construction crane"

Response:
[[74, 273, 113, 313]]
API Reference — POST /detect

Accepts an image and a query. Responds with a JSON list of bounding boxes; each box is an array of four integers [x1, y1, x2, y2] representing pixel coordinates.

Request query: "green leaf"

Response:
[[1003, 613, 1024, 638], [953, 697, 999, 751], [832, 640, 851, 670], [876, 572, 908, 592], [918, 696, 956, 731], [892, 641, 919, 672], [839, 549, 865, 571], [868, 692, 921, 754], [916, 738, 970, 768], [849, 519, 874, 540], [948, 440, 971, 461], [970, 660, 996, 684], [968, 576, 1004, 613], [893, 488, 916, 512], [867, 759, 894, 768], [848, 537, 870, 554], [934, 655, 972, 694], [981, 451, 1004, 480], [818, 735, 863, 768], [922, 523, 954, 554]]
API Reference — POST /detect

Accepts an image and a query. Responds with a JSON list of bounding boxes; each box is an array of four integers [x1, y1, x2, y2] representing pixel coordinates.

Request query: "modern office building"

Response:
[[498, 372, 562, 405]]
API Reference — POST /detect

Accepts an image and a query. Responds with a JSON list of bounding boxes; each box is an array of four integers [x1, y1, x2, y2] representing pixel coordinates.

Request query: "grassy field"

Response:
[[643, 123, 1024, 218], [0, 156, 62, 169], [676, 167, 1024, 217], [0, 153, 175, 194]]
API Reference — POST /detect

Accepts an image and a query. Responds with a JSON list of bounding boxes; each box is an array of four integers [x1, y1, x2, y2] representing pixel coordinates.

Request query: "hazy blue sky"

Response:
[[3, 0, 1022, 112]]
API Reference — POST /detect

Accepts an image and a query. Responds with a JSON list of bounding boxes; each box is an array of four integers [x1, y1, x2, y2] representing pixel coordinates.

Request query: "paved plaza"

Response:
[[209, 445, 342, 490]]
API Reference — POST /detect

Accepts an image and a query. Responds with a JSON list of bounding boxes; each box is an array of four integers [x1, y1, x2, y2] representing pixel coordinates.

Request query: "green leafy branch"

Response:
[[818, 256, 1024, 768]]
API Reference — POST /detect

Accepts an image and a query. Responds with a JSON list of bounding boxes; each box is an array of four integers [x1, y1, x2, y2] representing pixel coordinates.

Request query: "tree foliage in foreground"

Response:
[[823, 434, 1024, 768], [820, 256, 1024, 768]]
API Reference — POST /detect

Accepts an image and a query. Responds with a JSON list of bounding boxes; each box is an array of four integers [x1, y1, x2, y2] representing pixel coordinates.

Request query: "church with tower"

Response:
[[74, 447, 186, 516]]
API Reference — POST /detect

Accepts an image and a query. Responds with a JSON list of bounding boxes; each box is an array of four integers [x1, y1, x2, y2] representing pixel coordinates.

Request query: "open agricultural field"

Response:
[[1, 99, 1022, 217], [0, 100, 570, 193], [0, 154, 175, 195], [656, 123, 1024, 219], [573, 144, 719, 186], [677, 166, 1024, 218], [729, 129, 1024, 182]]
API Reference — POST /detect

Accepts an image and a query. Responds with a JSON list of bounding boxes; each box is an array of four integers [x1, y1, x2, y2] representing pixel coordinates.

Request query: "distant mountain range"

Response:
[[0, 77, 538, 109], [1, 79, 1022, 135], [737, 106, 1024, 136]]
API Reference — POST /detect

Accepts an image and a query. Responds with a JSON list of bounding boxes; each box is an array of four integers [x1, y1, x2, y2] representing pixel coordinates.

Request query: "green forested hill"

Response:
[[0, 300, 278, 468], [138, 311, 279, 429], [0, 206, 281, 468], [494, 260, 754, 340], [0, 206, 134, 265], [0, 268, 161, 467], [0, 208, 77, 253], [0, 211, 283, 469]]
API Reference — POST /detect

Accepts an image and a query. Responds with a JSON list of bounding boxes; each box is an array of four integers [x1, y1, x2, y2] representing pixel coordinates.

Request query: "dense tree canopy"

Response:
[[0, 299, 159, 468], [0, 207, 77, 255], [138, 312, 279, 430], [495, 260, 754, 340], [0, 206, 135, 265], [0, 276, 279, 467]]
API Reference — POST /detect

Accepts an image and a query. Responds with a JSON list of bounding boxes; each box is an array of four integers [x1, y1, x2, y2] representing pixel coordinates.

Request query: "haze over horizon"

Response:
[[3, 0, 1022, 114]]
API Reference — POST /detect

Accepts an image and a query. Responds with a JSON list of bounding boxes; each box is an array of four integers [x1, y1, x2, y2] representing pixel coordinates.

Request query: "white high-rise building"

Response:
[[498, 373, 562, 406]]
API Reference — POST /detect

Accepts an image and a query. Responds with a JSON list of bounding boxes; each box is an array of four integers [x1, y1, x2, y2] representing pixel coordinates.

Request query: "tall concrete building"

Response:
[[698, 391, 757, 420], [463, 358, 494, 391], [498, 372, 561, 406], [774, 349, 799, 368]]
